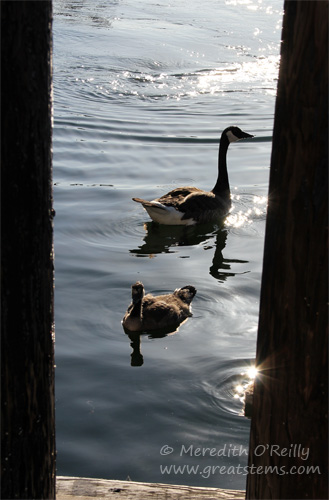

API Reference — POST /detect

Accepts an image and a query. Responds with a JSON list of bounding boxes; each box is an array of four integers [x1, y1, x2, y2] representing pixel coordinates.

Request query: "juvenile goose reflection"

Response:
[[124, 325, 185, 367], [130, 222, 248, 282], [125, 331, 144, 367]]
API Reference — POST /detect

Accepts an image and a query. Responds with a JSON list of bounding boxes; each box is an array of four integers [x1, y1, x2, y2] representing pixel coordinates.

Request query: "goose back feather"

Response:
[[122, 282, 197, 332]]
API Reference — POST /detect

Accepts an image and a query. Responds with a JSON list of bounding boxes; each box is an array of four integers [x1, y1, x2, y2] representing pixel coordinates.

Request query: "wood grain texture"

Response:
[[246, 1, 328, 499], [57, 477, 245, 500], [1, 2, 55, 498]]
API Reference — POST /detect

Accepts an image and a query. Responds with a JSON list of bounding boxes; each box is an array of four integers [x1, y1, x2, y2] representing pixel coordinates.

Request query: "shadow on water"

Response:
[[130, 221, 248, 282]]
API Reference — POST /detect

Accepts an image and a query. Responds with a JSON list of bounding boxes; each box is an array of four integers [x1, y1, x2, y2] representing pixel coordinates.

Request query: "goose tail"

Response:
[[132, 197, 166, 211], [132, 197, 193, 225]]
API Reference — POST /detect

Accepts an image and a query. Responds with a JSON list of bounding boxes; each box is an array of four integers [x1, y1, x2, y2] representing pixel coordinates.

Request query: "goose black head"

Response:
[[224, 126, 254, 143], [131, 281, 145, 304]]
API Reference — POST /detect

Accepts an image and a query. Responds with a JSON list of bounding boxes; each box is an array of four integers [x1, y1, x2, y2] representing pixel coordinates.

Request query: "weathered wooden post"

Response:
[[246, 1, 328, 499], [1, 1, 55, 498]]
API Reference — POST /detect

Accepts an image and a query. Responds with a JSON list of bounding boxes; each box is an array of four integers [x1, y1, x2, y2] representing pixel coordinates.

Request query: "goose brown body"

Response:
[[133, 126, 253, 225], [122, 282, 197, 332]]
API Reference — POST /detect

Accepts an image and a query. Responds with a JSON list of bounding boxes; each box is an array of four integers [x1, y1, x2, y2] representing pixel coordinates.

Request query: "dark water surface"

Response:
[[53, 0, 282, 489]]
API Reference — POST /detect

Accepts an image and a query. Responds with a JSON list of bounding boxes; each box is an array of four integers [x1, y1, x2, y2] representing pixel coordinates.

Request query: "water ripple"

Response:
[[200, 358, 256, 417], [54, 54, 279, 108]]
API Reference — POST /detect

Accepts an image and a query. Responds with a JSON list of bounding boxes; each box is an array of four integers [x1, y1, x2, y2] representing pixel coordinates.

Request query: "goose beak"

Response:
[[241, 132, 254, 139]]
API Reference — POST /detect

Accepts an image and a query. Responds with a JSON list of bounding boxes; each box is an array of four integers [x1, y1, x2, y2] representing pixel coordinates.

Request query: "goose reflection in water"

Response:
[[125, 331, 144, 367], [130, 222, 248, 282], [123, 324, 186, 367]]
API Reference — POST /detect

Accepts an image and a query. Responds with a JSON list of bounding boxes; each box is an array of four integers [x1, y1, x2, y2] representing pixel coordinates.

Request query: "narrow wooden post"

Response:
[[246, 1, 328, 499], [1, 1, 55, 498]]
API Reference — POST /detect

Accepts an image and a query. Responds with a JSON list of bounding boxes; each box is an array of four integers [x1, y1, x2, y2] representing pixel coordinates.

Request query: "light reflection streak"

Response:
[[233, 365, 258, 407], [225, 194, 267, 229], [96, 53, 280, 101]]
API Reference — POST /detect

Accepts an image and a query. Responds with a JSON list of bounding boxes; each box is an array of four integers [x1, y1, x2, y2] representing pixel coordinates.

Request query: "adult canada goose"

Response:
[[122, 281, 197, 332], [133, 126, 253, 225]]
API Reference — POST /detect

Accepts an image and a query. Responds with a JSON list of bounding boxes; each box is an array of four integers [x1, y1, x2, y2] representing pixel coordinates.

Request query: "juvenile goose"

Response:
[[122, 281, 197, 332], [133, 125, 253, 225]]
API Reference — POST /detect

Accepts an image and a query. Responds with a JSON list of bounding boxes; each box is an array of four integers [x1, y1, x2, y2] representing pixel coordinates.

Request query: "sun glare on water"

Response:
[[225, 194, 268, 229], [246, 366, 258, 380], [233, 365, 258, 402]]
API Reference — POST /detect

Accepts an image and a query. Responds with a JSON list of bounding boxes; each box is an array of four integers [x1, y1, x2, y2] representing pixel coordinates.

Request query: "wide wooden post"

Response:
[[1, 1, 55, 498], [246, 1, 328, 499]]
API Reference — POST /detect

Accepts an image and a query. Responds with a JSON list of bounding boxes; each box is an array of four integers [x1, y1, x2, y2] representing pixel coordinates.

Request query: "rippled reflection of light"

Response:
[[225, 0, 281, 13], [225, 0, 255, 6], [233, 381, 252, 403], [232, 365, 257, 406], [225, 194, 267, 228], [194, 56, 279, 98], [102, 51, 279, 101], [253, 195, 267, 204], [225, 210, 253, 228]]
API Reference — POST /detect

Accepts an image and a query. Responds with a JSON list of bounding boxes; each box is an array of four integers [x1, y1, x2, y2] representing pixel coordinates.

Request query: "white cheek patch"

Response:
[[226, 130, 240, 143]]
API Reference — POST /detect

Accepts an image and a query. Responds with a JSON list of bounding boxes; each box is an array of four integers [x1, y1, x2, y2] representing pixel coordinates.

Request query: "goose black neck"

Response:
[[212, 131, 230, 197], [130, 300, 142, 319]]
